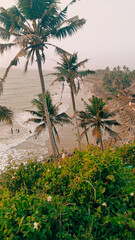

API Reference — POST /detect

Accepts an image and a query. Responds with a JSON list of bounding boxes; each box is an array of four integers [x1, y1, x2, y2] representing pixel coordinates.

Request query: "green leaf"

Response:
[[99, 186, 106, 194], [106, 175, 115, 182]]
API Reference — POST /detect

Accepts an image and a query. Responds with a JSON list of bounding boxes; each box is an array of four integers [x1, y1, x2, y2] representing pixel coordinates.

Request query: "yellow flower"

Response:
[[130, 192, 134, 196]]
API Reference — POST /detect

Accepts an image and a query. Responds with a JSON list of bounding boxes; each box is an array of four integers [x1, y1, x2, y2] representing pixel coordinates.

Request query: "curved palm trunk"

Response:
[[52, 131, 59, 155], [36, 50, 57, 157], [100, 136, 104, 151], [84, 125, 89, 145], [70, 86, 81, 148]]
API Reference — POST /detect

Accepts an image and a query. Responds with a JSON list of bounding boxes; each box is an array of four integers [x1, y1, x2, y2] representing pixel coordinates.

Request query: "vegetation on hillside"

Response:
[[102, 66, 135, 94], [0, 142, 134, 239]]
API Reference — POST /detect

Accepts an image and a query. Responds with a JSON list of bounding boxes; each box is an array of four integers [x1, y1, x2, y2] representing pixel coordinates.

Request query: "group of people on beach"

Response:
[[11, 128, 20, 134], [11, 128, 32, 134]]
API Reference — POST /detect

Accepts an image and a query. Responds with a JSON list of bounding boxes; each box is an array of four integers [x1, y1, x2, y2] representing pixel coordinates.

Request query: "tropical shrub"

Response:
[[0, 144, 135, 239], [115, 141, 135, 166]]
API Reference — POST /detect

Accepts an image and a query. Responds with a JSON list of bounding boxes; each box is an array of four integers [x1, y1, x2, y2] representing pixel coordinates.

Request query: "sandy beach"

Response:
[[0, 70, 134, 168], [42, 75, 135, 159], [15, 79, 96, 160]]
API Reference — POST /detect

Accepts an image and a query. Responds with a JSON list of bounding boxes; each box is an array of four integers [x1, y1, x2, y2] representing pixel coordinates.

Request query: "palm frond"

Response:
[[76, 58, 89, 68], [50, 76, 64, 86], [2, 48, 27, 80], [0, 27, 10, 40], [52, 18, 86, 40], [78, 70, 95, 77], [104, 126, 121, 140], [102, 119, 121, 127], [0, 6, 25, 37], [60, 15, 79, 27], [25, 109, 43, 118], [39, 3, 56, 25], [24, 117, 42, 124], [46, 43, 72, 56], [0, 105, 13, 125], [35, 123, 46, 138], [55, 112, 72, 124], [58, 0, 78, 22], [18, 0, 51, 20], [0, 43, 16, 54]]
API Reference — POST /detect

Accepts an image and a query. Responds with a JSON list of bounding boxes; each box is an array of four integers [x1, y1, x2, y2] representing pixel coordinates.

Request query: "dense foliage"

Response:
[[103, 66, 135, 94], [0, 143, 135, 239]]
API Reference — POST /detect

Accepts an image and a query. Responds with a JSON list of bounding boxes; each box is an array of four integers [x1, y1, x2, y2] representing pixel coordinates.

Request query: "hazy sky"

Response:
[[0, 0, 135, 70]]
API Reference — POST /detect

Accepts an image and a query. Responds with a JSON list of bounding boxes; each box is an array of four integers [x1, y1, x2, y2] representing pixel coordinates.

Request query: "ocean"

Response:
[[0, 68, 92, 171]]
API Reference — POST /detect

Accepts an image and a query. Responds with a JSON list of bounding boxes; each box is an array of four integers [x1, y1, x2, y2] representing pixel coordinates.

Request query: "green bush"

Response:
[[0, 144, 135, 239], [116, 141, 135, 166]]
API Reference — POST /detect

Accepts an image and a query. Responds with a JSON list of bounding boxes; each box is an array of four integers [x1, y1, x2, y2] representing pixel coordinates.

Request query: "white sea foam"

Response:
[[0, 69, 70, 170], [0, 69, 91, 171]]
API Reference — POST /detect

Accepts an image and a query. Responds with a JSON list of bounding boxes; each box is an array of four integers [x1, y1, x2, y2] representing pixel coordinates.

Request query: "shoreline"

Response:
[[43, 75, 135, 158], [0, 73, 134, 170]]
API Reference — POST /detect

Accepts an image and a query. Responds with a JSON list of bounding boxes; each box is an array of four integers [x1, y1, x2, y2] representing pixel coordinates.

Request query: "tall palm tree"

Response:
[[47, 53, 95, 147], [0, 106, 13, 125], [80, 96, 121, 151], [25, 90, 72, 154], [0, 0, 86, 157]]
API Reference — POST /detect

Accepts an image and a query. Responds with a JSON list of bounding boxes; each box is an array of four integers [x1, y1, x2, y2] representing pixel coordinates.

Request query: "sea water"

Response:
[[0, 68, 92, 171], [0, 68, 70, 170]]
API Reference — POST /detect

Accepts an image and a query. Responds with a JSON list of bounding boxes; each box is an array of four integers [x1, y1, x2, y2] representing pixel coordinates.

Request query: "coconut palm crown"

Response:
[[47, 52, 95, 147], [0, 0, 86, 80], [79, 96, 121, 150], [26, 90, 72, 154], [0, 0, 86, 157]]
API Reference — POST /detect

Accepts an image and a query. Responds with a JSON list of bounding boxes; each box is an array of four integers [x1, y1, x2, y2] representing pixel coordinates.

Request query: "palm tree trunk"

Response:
[[84, 126, 89, 145], [100, 136, 104, 151], [36, 50, 57, 157], [70, 86, 81, 148], [52, 131, 59, 155]]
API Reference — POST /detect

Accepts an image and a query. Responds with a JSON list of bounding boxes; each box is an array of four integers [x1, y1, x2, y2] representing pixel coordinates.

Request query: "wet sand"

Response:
[[43, 80, 96, 158]]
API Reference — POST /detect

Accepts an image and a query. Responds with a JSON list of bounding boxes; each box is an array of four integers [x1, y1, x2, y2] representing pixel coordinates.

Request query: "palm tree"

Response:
[[0, 0, 86, 157], [25, 90, 72, 154], [77, 111, 90, 145], [80, 96, 121, 151], [47, 53, 95, 148], [0, 106, 13, 125]]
